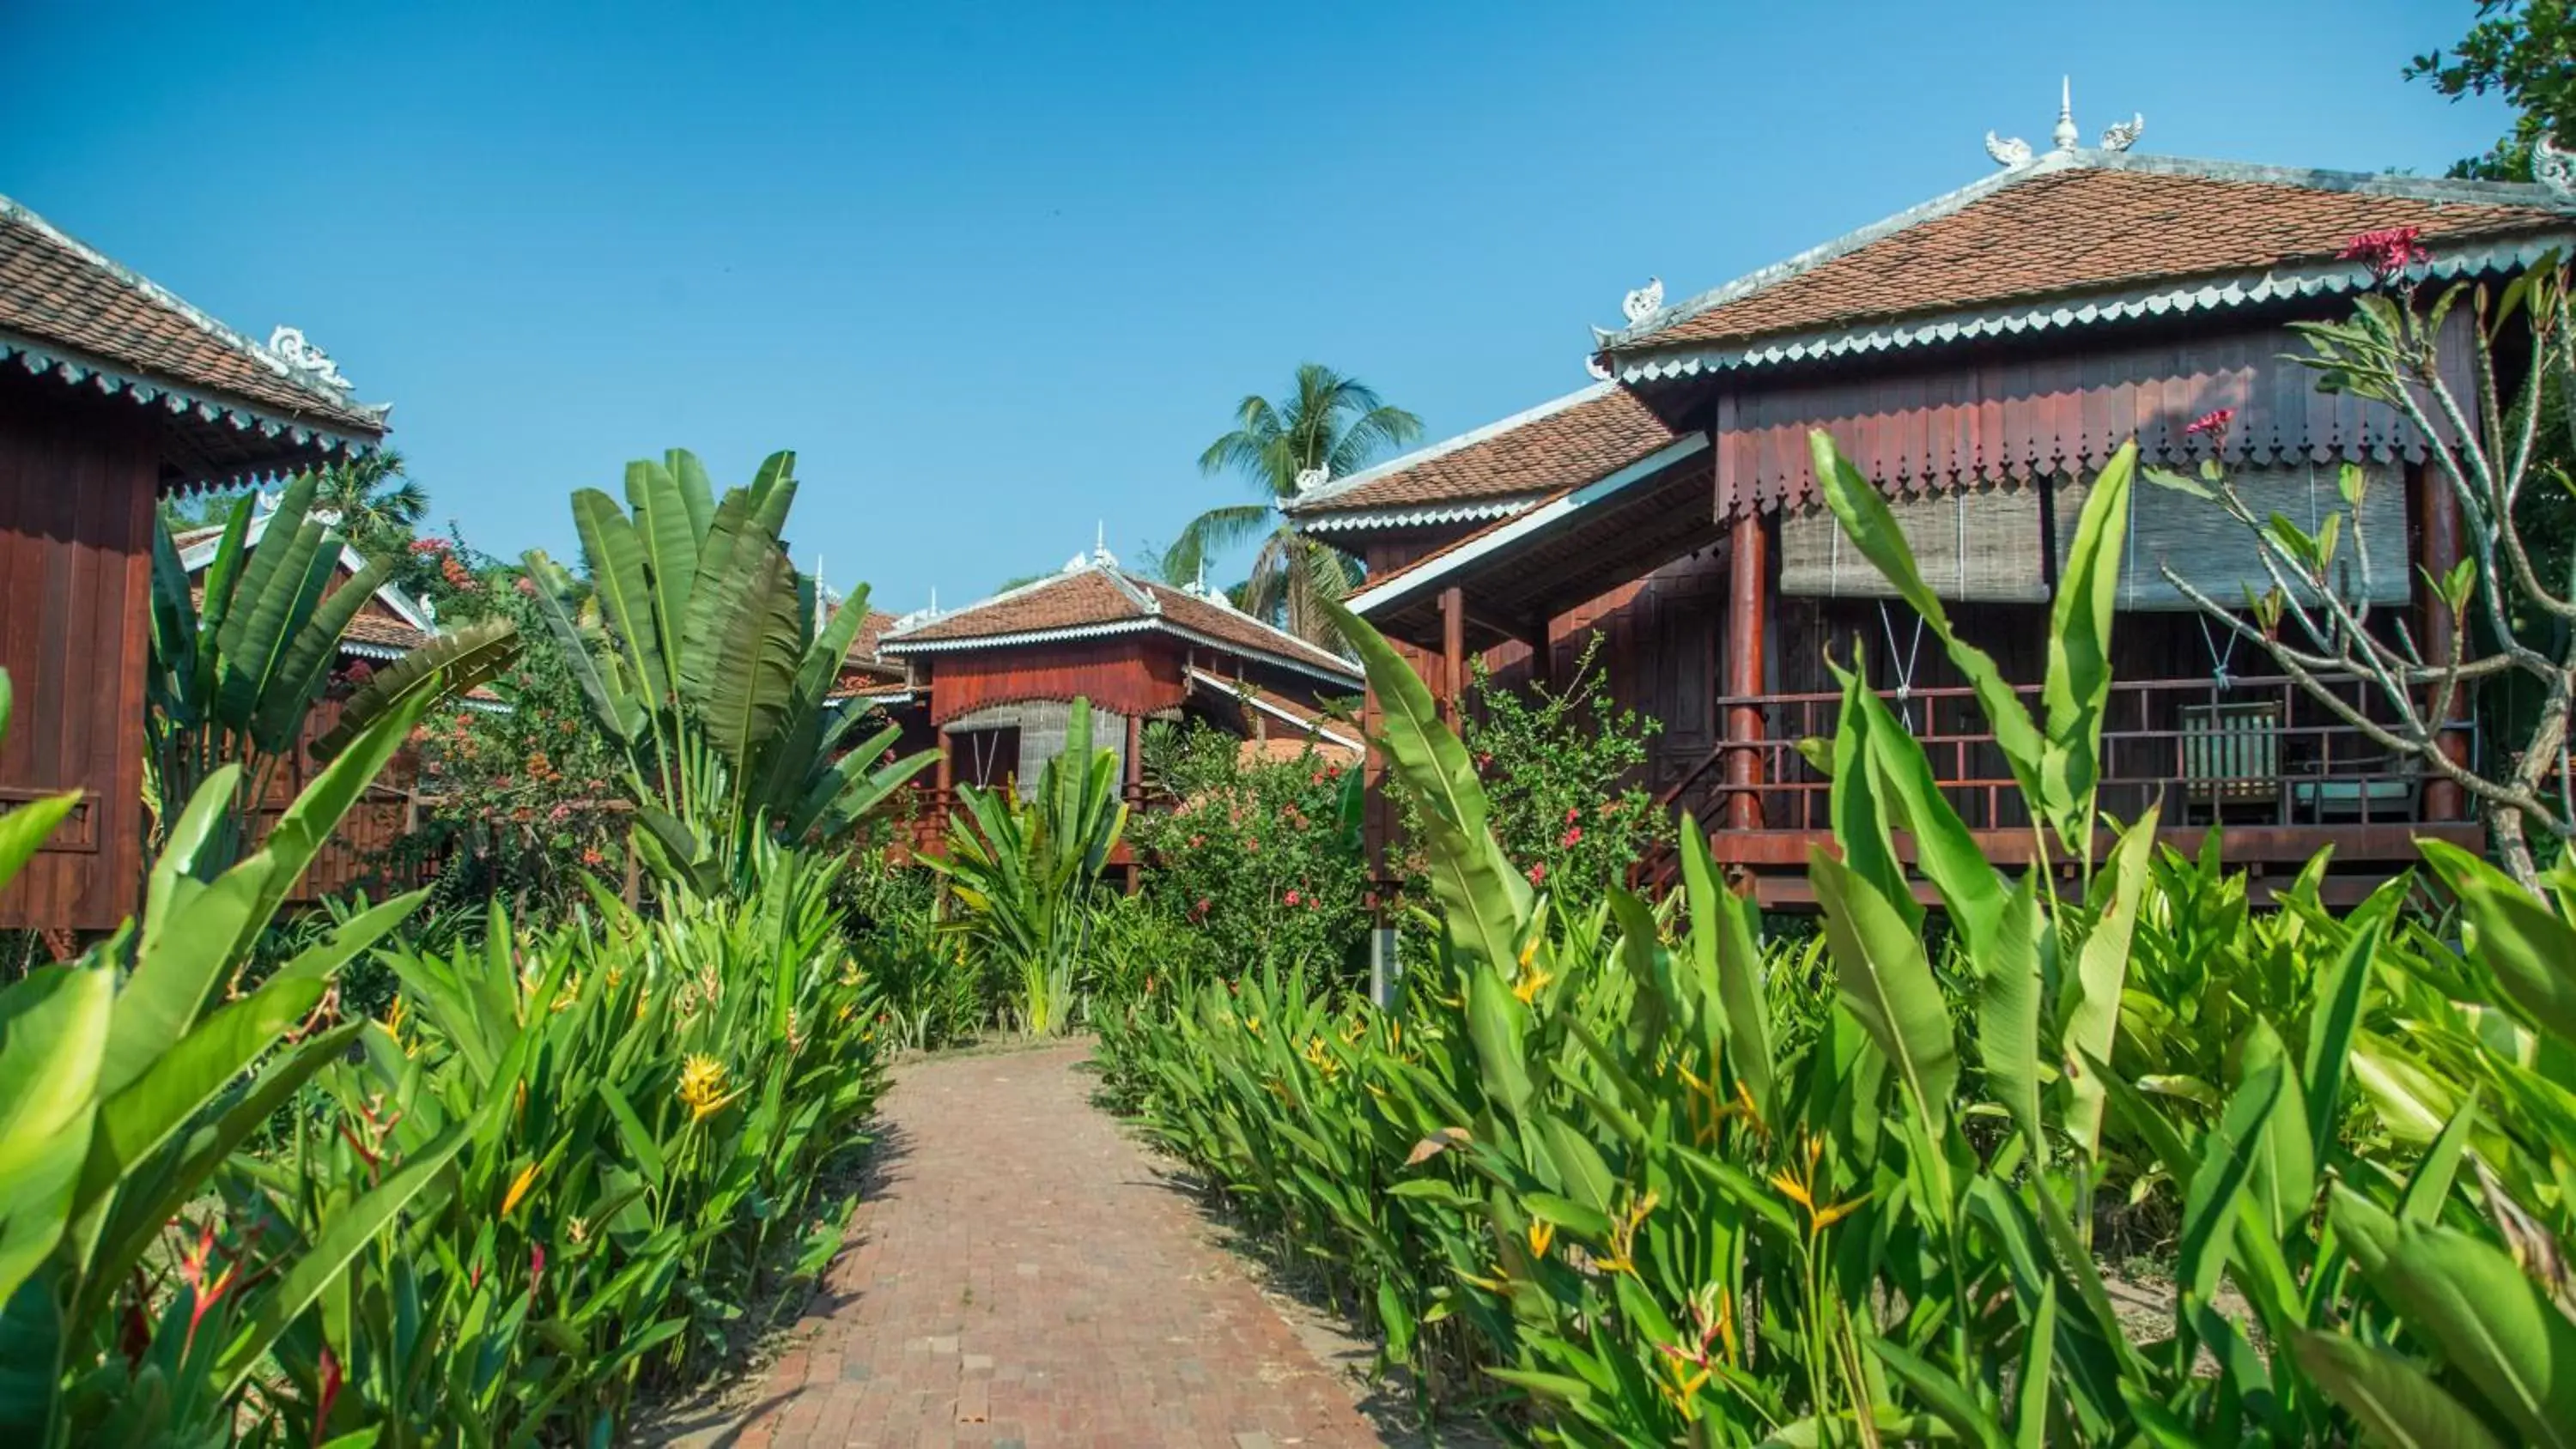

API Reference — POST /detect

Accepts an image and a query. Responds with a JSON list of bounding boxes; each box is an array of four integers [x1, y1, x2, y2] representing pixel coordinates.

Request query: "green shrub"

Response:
[[1128, 719, 1369, 985]]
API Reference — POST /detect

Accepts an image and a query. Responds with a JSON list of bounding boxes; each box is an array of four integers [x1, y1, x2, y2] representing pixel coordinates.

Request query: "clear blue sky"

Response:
[[1, 2, 2514, 614]]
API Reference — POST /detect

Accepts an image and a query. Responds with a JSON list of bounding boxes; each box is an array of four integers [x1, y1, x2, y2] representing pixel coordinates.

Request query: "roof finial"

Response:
[[2053, 76, 2078, 152]]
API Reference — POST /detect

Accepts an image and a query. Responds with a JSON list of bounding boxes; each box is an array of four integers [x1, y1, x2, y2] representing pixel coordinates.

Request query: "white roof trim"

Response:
[[1297, 496, 1541, 535], [881, 558, 1362, 685], [1185, 666, 1361, 751], [1280, 382, 1615, 516], [1346, 433, 1713, 618], [2, 331, 384, 464], [1602, 148, 2576, 354], [1615, 236, 2576, 383], [884, 614, 1361, 688]]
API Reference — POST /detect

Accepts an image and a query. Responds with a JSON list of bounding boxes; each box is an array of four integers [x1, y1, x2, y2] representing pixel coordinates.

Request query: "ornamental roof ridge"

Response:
[[1281, 380, 1617, 515], [879, 561, 1140, 641], [0, 189, 391, 423], [1600, 149, 2576, 355]]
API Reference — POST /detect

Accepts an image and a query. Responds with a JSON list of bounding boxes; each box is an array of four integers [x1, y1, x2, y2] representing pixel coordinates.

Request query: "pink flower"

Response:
[[1284, 889, 1301, 906], [1564, 807, 1581, 824], [1527, 862, 1547, 886], [2184, 408, 2235, 445], [514, 575, 538, 597], [408, 537, 449, 556], [1310, 770, 1326, 785], [1561, 826, 1583, 848], [549, 803, 571, 822], [2339, 226, 2432, 282], [530, 1244, 546, 1298]]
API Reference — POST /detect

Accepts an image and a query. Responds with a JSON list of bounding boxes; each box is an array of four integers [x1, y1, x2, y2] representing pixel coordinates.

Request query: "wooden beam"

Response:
[[2415, 461, 2469, 822], [1722, 513, 1769, 831], [1439, 585, 1466, 729]]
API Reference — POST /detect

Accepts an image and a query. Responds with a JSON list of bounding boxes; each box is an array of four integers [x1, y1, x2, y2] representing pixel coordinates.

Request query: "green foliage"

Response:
[[1429, 636, 1668, 914], [1127, 719, 1369, 984], [525, 449, 934, 895], [260, 842, 886, 1443], [2408, 0, 2576, 179], [1175, 362, 1423, 643], [927, 698, 1127, 1035], [398, 579, 634, 913], [0, 673, 448, 1447], [1103, 434, 2576, 1446], [148, 474, 520, 858]]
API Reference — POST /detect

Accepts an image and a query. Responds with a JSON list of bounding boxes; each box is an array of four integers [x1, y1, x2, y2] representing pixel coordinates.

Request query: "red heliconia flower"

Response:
[[2184, 407, 2235, 445], [2339, 226, 2432, 282], [176, 1219, 240, 1354], [313, 1343, 343, 1445]]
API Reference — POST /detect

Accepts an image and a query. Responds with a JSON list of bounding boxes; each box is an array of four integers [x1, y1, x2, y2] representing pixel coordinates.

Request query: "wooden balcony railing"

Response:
[[1649, 673, 2480, 883]]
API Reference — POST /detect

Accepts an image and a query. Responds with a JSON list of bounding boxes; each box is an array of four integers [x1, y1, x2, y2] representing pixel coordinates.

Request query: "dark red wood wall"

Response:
[[0, 383, 157, 932]]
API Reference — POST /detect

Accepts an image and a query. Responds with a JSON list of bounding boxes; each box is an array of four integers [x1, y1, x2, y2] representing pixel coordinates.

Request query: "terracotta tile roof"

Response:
[[883, 563, 1360, 682], [1618, 155, 2573, 355], [1285, 384, 1680, 519], [1186, 666, 1362, 753], [341, 610, 428, 653], [835, 607, 903, 678], [0, 195, 386, 433]]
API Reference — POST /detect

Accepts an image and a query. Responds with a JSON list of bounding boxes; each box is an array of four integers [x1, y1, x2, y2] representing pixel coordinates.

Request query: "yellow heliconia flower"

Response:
[[677, 1053, 737, 1123], [1596, 1189, 1660, 1277], [1526, 1219, 1555, 1259], [501, 1161, 541, 1217], [1769, 1131, 1869, 1239], [1510, 963, 1553, 1007]]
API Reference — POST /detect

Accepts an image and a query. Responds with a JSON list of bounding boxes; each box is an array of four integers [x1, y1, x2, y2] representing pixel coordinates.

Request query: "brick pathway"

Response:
[[722, 1041, 1390, 1448]]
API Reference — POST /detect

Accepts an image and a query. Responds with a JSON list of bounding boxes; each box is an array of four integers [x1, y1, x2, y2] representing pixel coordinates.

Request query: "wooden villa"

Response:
[[1288, 117, 2576, 904], [1, 191, 391, 933], [876, 548, 1363, 852]]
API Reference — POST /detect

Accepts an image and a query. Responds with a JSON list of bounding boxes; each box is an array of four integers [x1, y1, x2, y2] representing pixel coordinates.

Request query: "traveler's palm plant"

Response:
[[524, 449, 936, 896], [927, 698, 1127, 1035], [147, 470, 520, 857]]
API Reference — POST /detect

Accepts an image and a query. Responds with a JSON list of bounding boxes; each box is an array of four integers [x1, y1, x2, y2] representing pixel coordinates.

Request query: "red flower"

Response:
[[1561, 826, 1583, 848], [1564, 807, 1581, 824], [1527, 862, 1547, 886], [176, 1220, 240, 1354], [1283, 889, 1301, 906], [314, 1343, 343, 1444], [530, 1244, 546, 1298], [580, 847, 605, 867], [2184, 407, 2235, 445], [1245, 838, 1260, 853], [1475, 752, 1494, 771], [2339, 226, 2431, 282]]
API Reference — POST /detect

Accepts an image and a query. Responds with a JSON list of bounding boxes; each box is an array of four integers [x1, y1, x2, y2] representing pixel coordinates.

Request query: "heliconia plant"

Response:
[[1102, 431, 2576, 1447], [523, 448, 936, 896], [0, 670, 465, 1447]]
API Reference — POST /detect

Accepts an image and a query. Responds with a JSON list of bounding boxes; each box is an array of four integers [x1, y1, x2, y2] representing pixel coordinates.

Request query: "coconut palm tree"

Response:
[[307, 447, 429, 556], [1172, 364, 1422, 645]]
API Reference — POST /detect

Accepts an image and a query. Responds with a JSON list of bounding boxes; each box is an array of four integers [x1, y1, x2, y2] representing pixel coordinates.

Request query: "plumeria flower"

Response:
[[2339, 225, 2432, 282]]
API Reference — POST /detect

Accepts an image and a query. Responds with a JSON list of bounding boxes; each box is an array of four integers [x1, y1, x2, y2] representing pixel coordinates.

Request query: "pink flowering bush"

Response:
[[1127, 721, 1370, 985]]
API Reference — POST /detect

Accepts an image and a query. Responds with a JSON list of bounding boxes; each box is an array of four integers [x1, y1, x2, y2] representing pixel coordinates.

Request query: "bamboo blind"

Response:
[[1777, 478, 2050, 603]]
